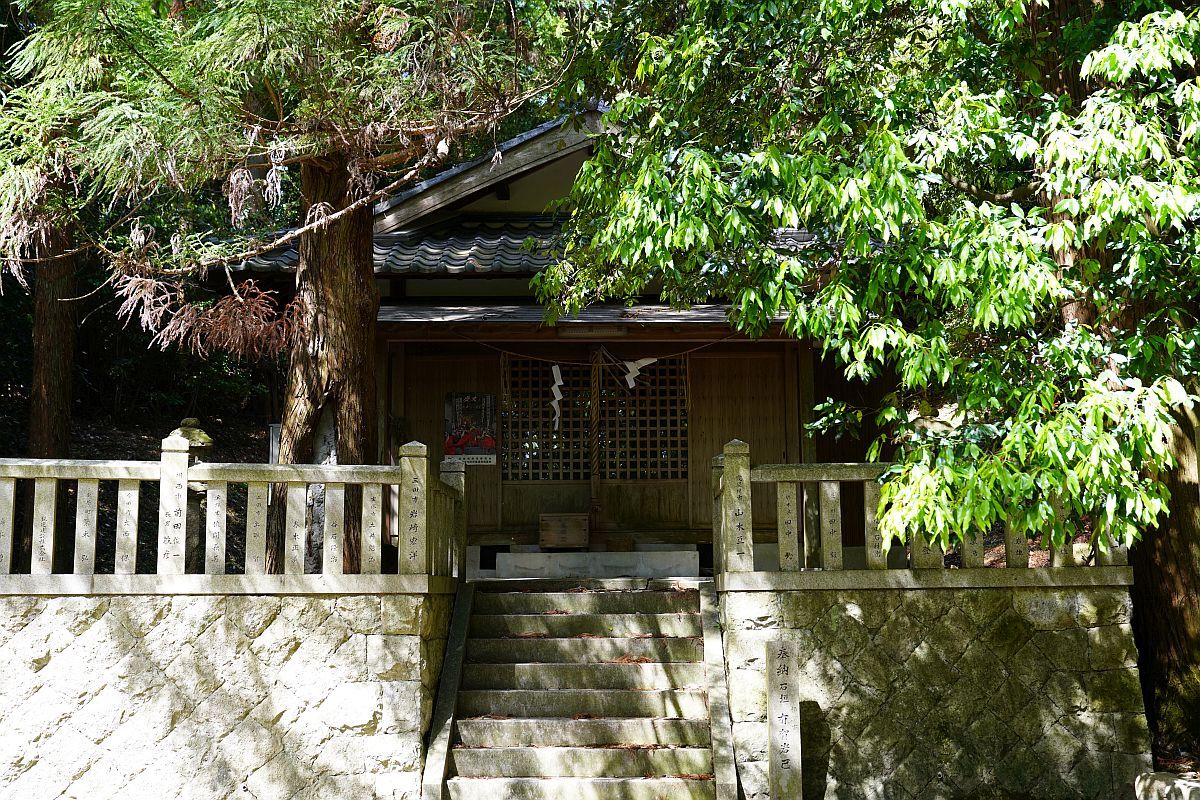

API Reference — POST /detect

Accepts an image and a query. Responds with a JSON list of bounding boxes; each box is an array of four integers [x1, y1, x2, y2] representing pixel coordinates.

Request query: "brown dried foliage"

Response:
[[117, 274, 301, 359]]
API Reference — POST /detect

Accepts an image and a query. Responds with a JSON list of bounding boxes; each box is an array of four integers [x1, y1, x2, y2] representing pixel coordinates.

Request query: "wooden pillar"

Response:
[[589, 347, 603, 531]]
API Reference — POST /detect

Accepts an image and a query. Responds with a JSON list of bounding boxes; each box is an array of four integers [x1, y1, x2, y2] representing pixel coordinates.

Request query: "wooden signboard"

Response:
[[539, 513, 589, 549]]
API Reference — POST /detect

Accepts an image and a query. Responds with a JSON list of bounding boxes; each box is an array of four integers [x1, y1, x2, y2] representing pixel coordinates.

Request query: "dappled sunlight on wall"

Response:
[[723, 587, 1151, 800]]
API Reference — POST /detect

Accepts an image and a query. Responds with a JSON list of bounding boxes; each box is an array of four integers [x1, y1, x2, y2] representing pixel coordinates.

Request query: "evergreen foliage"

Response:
[[0, 0, 588, 348]]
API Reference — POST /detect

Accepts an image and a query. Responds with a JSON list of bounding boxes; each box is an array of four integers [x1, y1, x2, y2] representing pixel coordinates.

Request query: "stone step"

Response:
[[455, 718, 712, 748], [474, 590, 699, 615], [446, 777, 716, 800], [450, 746, 714, 778], [465, 636, 704, 664], [461, 662, 707, 690], [470, 613, 702, 638], [457, 689, 709, 719], [472, 578, 703, 593]]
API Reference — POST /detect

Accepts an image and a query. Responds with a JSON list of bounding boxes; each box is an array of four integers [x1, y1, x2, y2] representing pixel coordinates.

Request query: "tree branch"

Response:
[[937, 170, 1041, 204], [193, 152, 441, 271], [100, 7, 198, 105]]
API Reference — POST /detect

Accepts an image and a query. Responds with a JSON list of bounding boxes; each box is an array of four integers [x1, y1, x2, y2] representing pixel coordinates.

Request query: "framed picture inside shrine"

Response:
[[443, 392, 498, 465]]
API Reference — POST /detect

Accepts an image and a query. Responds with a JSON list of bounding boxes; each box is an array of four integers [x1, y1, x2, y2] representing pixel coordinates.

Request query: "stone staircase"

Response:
[[444, 579, 720, 800]]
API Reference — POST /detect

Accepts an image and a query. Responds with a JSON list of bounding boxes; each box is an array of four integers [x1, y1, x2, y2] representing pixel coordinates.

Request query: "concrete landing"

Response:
[[495, 550, 700, 578]]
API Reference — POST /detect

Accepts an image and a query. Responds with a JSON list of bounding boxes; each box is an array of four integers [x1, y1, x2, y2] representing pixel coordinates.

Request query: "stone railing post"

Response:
[[159, 418, 212, 575], [440, 459, 467, 578], [720, 440, 755, 573], [158, 433, 190, 575], [398, 442, 428, 575]]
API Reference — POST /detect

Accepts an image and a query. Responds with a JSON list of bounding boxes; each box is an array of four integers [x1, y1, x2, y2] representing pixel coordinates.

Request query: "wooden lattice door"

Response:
[[501, 355, 689, 524]]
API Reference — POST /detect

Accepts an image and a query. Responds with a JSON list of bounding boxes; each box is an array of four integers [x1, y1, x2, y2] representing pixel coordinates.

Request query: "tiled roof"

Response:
[[233, 216, 561, 275], [232, 213, 821, 277], [377, 303, 737, 325]]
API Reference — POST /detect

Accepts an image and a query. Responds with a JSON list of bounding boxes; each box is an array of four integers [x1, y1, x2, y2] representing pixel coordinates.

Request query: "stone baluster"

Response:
[[159, 419, 213, 575], [711, 455, 724, 574], [776, 482, 801, 572], [0, 477, 14, 574], [440, 459, 466, 578], [31, 477, 57, 576], [818, 481, 843, 570], [720, 440, 754, 573], [398, 442, 428, 575], [863, 479, 886, 570], [1004, 523, 1029, 568]]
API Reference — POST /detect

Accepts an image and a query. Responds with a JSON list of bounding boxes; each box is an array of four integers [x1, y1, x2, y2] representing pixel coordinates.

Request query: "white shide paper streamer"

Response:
[[623, 357, 658, 388], [550, 364, 565, 431]]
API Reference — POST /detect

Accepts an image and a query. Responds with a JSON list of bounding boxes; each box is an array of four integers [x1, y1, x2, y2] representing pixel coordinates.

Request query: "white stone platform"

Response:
[[495, 550, 700, 578]]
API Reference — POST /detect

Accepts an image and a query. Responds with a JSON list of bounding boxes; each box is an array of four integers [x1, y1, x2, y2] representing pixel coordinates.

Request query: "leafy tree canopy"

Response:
[[543, 0, 1200, 552], [0, 0, 587, 347]]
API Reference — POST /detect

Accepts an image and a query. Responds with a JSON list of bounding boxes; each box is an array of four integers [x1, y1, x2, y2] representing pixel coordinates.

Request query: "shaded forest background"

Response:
[[0, 261, 276, 458]]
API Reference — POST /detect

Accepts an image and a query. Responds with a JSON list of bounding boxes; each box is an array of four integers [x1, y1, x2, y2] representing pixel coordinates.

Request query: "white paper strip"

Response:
[[623, 357, 657, 388], [550, 364, 564, 431]]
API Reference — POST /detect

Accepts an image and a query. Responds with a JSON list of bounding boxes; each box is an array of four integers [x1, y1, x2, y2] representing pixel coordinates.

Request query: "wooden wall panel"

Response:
[[688, 351, 788, 528], [400, 350, 502, 531], [600, 482, 689, 530], [502, 483, 590, 528]]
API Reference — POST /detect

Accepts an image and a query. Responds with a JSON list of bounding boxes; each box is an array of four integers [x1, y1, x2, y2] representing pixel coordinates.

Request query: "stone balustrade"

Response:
[[0, 424, 467, 593], [711, 438, 1129, 579]]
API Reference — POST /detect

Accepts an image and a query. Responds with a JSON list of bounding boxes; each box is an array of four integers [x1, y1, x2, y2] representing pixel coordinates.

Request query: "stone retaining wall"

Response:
[[722, 585, 1152, 800], [0, 592, 453, 800]]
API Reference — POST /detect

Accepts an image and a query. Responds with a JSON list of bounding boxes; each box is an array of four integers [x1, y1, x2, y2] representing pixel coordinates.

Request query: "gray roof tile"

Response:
[[377, 303, 736, 325], [234, 215, 561, 275]]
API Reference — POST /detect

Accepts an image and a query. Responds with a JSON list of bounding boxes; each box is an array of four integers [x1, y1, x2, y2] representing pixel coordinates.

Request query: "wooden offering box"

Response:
[[539, 513, 589, 549]]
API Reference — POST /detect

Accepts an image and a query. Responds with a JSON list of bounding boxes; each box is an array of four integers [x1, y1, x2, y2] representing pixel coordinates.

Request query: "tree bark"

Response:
[[14, 229, 76, 573], [27, 230, 76, 459], [266, 154, 378, 574], [1131, 409, 1200, 755]]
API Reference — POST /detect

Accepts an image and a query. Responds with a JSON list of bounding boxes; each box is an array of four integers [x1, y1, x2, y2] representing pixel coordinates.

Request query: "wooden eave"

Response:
[[374, 114, 600, 234]]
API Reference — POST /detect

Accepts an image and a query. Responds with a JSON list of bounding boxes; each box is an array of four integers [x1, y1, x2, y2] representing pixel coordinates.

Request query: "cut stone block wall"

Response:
[[722, 585, 1152, 800], [0, 592, 453, 800]]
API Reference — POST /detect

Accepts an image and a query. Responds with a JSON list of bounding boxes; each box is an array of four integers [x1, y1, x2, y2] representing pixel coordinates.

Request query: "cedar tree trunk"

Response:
[[267, 154, 378, 573], [16, 228, 76, 572], [28, 230, 75, 458], [1132, 409, 1200, 754]]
